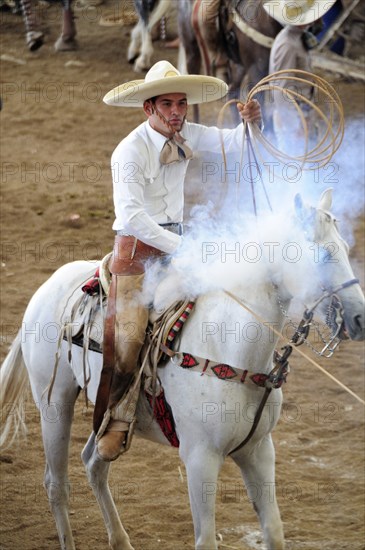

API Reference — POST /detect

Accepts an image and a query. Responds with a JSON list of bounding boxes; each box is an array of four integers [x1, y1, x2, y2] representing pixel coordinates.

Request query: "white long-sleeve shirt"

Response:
[[111, 119, 245, 253]]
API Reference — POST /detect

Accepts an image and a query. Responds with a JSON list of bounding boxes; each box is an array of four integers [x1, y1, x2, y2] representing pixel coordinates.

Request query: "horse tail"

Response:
[[0, 332, 29, 452]]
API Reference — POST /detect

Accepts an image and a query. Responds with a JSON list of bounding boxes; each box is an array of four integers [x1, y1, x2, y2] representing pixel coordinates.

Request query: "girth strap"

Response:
[[170, 352, 289, 389]]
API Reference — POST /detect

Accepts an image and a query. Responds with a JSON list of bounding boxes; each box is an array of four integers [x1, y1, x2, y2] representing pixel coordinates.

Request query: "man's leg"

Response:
[[96, 272, 148, 461]]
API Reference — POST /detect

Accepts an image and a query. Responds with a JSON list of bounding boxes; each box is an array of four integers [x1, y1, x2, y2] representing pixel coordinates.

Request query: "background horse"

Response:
[[1, 189, 364, 550], [178, 0, 282, 111], [15, 0, 76, 51], [128, 0, 177, 71]]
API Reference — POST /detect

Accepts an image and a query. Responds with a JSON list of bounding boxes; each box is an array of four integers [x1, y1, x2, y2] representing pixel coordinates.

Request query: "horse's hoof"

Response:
[[127, 54, 138, 65], [133, 59, 149, 73], [26, 31, 44, 52], [54, 36, 78, 52]]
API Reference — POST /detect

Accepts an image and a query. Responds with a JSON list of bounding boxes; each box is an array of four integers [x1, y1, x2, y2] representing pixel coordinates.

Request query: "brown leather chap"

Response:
[[109, 235, 166, 275], [93, 235, 166, 434]]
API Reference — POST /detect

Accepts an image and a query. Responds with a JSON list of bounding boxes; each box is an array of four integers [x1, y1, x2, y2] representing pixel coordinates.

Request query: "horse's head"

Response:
[[294, 188, 365, 342]]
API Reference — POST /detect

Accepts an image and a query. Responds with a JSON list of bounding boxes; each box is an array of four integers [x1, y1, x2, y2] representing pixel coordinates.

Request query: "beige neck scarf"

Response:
[[160, 137, 193, 165]]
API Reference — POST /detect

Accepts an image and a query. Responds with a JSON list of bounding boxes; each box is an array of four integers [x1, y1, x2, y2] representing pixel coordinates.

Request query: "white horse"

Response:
[[1, 189, 364, 550], [128, 0, 175, 72]]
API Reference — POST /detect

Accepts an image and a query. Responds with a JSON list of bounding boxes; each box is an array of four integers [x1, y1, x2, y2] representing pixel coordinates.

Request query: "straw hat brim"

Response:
[[103, 74, 229, 107], [263, 0, 336, 26]]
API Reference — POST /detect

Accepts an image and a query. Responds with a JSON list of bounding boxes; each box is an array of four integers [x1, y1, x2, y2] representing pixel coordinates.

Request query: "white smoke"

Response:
[[143, 199, 321, 314], [142, 117, 364, 313]]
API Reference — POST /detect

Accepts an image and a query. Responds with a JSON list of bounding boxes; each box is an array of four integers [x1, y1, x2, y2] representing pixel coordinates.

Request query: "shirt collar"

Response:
[[286, 25, 305, 34], [145, 121, 187, 153]]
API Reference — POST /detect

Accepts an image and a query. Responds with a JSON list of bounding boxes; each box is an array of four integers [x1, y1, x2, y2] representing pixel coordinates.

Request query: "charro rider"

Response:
[[94, 60, 262, 461], [263, 0, 336, 149]]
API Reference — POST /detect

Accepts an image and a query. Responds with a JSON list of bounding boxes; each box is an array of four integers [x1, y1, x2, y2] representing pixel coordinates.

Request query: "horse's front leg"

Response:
[[133, 24, 154, 72], [231, 435, 285, 550], [180, 444, 224, 550], [19, 0, 44, 51], [55, 0, 78, 52], [82, 433, 134, 550], [127, 20, 143, 65]]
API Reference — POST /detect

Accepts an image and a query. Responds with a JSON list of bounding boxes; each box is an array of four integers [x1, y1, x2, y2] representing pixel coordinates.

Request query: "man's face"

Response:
[[144, 93, 188, 136]]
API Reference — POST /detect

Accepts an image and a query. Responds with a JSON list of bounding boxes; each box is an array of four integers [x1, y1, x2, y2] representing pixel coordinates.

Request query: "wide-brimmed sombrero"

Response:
[[263, 0, 336, 26], [103, 60, 229, 107]]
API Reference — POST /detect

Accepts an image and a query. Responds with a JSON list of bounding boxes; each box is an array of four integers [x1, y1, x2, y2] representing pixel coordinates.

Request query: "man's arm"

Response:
[[111, 145, 181, 254]]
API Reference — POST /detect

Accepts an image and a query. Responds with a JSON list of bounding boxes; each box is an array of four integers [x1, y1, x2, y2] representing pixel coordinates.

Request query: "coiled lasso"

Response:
[[218, 69, 345, 174]]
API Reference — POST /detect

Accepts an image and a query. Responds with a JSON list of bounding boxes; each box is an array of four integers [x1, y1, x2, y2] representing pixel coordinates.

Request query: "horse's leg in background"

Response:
[[177, 1, 201, 122], [227, 62, 246, 124], [129, 0, 173, 72], [245, 58, 272, 126], [191, 0, 229, 82], [82, 434, 135, 550], [19, 0, 44, 51], [55, 0, 77, 52], [180, 444, 224, 549], [134, 22, 154, 72], [227, 59, 269, 125], [128, 19, 143, 65], [231, 437, 285, 550], [185, 46, 201, 123]]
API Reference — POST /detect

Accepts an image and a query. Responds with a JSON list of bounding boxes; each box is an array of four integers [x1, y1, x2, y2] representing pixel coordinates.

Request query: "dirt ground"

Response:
[[0, 2, 364, 549]]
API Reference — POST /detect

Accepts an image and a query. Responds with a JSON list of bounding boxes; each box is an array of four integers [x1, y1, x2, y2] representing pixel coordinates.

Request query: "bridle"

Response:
[[278, 277, 359, 358]]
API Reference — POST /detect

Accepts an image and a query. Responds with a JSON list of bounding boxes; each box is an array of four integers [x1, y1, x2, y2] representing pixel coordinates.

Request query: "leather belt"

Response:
[[117, 222, 184, 237]]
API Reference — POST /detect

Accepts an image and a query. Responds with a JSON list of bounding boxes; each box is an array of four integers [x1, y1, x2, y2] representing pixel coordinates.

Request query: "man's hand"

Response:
[[237, 99, 262, 125]]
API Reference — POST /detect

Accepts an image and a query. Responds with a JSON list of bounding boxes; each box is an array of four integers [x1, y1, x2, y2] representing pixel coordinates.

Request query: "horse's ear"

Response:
[[318, 188, 333, 211]]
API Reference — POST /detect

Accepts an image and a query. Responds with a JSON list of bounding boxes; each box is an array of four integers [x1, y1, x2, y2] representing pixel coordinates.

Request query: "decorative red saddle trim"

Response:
[[250, 373, 270, 387], [181, 353, 199, 368], [145, 389, 179, 448], [145, 302, 195, 447], [211, 364, 237, 380], [82, 268, 101, 295], [165, 302, 195, 349]]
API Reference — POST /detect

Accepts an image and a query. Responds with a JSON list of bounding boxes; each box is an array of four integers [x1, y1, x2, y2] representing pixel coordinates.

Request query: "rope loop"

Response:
[[218, 69, 345, 174]]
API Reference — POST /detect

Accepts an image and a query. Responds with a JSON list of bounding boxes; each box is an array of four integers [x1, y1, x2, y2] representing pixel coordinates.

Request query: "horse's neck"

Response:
[[178, 284, 287, 373]]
